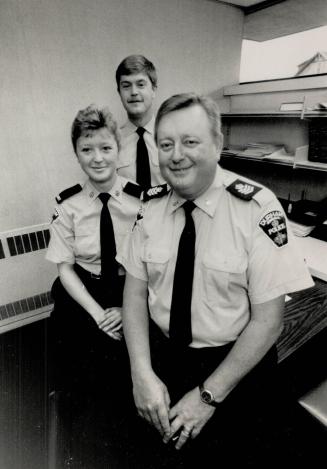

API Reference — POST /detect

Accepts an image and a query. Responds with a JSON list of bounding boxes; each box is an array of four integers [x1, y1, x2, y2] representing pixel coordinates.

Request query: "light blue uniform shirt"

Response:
[[118, 167, 314, 348]]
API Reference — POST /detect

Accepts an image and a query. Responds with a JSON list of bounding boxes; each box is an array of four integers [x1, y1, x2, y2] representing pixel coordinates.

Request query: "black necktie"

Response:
[[169, 201, 196, 347], [98, 193, 119, 284], [136, 127, 151, 189]]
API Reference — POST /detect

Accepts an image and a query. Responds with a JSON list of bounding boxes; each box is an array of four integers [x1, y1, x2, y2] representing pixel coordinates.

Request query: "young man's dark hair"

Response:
[[115, 54, 158, 90]]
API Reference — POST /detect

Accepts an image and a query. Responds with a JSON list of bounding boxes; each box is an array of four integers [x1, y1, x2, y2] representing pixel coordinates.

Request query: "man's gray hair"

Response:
[[154, 93, 222, 145]]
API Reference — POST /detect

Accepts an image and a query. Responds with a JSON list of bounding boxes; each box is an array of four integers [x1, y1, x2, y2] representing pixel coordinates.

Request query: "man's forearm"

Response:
[[122, 273, 152, 374]]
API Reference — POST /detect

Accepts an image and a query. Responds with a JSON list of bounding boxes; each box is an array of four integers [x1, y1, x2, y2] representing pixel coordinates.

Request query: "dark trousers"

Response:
[[48, 267, 134, 468], [127, 321, 286, 469], [49, 266, 129, 394]]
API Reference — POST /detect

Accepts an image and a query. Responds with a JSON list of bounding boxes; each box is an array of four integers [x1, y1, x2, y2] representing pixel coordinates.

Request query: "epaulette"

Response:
[[142, 184, 170, 202], [123, 181, 143, 199], [55, 184, 82, 204], [226, 178, 262, 201]]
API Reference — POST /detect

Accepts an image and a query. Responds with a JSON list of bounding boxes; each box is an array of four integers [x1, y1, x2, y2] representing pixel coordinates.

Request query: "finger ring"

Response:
[[182, 428, 192, 436]]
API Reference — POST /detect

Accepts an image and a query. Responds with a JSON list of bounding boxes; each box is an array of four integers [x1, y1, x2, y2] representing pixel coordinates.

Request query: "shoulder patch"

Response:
[[55, 184, 82, 204], [226, 179, 262, 201], [143, 184, 169, 202], [123, 181, 143, 199], [51, 207, 60, 223], [132, 205, 146, 230], [259, 210, 288, 248]]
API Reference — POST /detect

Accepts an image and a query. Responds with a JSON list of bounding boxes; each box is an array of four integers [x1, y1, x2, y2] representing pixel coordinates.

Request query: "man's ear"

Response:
[[215, 134, 224, 161], [217, 133, 224, 152]]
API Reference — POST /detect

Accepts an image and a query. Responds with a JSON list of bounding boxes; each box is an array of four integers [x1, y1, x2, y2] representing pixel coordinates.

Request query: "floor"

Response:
[[0, 319, 326, 469], [0, 320, 49, 469]]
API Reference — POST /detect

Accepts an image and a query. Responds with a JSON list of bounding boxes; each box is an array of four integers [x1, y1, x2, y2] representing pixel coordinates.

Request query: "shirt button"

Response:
[[148, 253, 152, 260], [89, 192, 94, 198], [115, 190, 120, 197]]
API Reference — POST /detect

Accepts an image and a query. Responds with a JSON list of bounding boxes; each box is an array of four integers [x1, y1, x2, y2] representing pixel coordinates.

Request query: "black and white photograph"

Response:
[[1, 1, 327, 468]]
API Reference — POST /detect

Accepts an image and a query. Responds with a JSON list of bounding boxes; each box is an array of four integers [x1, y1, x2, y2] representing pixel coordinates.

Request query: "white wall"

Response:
[[0, 0, 243, 315], [1, 0, 243, 231]]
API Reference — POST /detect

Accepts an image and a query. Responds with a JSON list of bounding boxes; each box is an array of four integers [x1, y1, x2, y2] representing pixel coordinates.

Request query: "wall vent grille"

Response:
[[0, 291, 53, 321], [0, 240, 4, 259], [4, 228, 50, 258]]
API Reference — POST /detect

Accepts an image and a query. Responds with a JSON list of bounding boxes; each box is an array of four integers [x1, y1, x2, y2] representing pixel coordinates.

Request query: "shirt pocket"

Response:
[[73, 227, 99, 259], [202, 253, 248, 306], [141, 246, 171, 286]]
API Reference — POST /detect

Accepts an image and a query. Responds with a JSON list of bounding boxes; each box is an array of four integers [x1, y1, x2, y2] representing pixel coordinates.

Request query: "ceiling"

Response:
[[216, 0, 327, 41]]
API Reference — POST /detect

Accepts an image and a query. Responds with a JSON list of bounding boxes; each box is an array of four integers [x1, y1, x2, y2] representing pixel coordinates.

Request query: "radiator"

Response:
[[0, 223, 57, 332]]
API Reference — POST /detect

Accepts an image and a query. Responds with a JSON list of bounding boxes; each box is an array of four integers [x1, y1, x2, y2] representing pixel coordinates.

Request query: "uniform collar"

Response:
[[167, 167, 225, 217], [121, 116, 155, 136], [84, 177, 125, 205]]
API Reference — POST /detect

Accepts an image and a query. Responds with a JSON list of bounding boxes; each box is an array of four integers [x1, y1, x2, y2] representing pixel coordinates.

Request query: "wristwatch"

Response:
[[199, 383, 219, 407]]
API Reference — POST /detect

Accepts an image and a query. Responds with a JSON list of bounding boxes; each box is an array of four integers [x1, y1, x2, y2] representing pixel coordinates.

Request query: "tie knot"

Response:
[[183, 200, 195, 215], [136, 127, 146, 138], [99, 192, 110, 205]]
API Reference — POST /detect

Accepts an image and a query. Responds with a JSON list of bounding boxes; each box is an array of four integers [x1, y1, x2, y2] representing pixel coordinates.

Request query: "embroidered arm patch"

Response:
[[259, 210, 288, 247]]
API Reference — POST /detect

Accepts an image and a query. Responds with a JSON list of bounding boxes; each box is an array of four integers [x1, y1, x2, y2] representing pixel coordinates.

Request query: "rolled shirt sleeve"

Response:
[[117, 217, 148, 282], [46, 204, 75, 265]]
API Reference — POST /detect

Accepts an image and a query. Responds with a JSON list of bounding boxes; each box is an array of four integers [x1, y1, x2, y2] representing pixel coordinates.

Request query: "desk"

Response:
[[296, 236, 327, 282], [277, 277, 327, 362]]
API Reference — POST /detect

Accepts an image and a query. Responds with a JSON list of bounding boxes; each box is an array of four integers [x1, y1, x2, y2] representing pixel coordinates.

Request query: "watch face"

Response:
[[201, 389, 213, 404]]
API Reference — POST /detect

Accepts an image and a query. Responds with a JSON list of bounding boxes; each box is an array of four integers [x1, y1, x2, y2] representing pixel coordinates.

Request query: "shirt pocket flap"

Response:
[[203, 253, 247, 274], [142, 247, 170, 264]]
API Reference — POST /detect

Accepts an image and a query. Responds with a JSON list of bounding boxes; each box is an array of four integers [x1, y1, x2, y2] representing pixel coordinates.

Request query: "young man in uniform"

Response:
[[115, 54, 165, 189], [118, 93, 314, 467]]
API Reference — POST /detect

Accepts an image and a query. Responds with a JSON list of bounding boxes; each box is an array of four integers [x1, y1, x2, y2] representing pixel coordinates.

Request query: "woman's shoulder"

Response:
[[55, 183, 83, 204]]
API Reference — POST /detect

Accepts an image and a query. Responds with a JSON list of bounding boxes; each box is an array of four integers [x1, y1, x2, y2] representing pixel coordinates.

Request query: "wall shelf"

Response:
[[219, 84, 327, 202], [222, 111, 327, 120], [221, 153, 327, 173]]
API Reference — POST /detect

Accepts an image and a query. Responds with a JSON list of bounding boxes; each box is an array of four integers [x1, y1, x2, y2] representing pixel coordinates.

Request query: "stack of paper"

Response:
[[222, 148, 240, 156], [263, 147, 294, 163], [236, 143, 285, 158], [289, 220, 316, 237], [312, 102, 327, 111]]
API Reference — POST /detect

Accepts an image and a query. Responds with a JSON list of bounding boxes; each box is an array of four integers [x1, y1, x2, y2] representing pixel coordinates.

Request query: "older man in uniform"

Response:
[[118, 93, 314, 467], [115, 54, 165, 189]]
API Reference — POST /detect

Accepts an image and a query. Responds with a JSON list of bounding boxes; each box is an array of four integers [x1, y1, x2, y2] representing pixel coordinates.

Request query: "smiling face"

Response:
[[157, 105, 222, 199], [118, 72, 155, 121], [76, 128, 118, 192]]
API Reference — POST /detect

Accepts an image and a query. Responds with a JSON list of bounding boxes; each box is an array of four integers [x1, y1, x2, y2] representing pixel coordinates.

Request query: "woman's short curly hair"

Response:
[[71, 104, 120, 153]]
